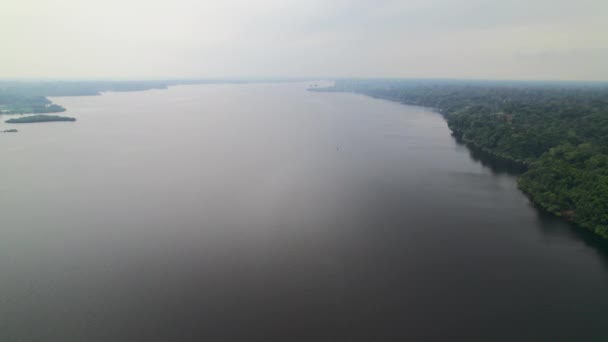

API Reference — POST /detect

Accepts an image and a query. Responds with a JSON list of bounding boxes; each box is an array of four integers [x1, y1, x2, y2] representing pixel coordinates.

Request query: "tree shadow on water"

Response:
[[532, 202, 608, 269], [451, 133, 527, 175], [450, 133, 608, 269]]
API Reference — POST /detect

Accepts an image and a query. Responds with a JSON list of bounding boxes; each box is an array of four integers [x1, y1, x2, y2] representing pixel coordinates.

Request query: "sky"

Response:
[[1, 0, 607, 80]]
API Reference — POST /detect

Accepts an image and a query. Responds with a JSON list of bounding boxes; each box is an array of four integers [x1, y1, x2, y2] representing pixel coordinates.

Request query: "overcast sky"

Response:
[[1, 0, 607, 80]]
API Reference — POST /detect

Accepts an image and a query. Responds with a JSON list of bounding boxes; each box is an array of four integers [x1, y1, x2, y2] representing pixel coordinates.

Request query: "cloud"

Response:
[[0, 0, 606, 80]]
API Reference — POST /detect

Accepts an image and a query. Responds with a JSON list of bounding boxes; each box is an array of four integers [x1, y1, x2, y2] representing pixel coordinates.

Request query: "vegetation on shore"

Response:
[[0, 96, 66, 114], [314, 79, 608, 238], [0, 80, 177, 115], [5, 115, 76, 123]]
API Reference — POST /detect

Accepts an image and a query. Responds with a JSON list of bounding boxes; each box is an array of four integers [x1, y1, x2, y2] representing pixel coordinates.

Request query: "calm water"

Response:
[[1, 83, 607, 341]]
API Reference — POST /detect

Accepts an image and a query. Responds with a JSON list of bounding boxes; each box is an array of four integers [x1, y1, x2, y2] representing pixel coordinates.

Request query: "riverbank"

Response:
[[312, 80, 608, 239]]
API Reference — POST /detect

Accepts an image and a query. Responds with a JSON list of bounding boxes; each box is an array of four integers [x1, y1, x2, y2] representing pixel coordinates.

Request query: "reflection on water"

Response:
[[533, 207, 608, 266], [452, 129, 608, 273], [451, 133, 527, 175]]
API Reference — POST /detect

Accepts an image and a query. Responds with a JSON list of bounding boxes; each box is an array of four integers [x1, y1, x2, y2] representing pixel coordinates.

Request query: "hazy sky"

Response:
[[2, 0, 607, 80]]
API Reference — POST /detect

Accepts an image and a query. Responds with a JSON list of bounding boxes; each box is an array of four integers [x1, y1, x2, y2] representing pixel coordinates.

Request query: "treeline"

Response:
[[0, 93, 66, 114], [0, 80, 177, 114], [316, 79, 608, 238]]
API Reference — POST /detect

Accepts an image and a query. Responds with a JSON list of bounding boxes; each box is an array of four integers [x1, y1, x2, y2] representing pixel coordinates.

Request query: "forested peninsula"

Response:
[[0, 80, 176, 115], [313, 79, 608, 238]]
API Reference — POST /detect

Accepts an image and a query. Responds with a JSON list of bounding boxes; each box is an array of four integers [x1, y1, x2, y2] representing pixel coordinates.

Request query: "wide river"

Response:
[[1, 83, 607, 341]]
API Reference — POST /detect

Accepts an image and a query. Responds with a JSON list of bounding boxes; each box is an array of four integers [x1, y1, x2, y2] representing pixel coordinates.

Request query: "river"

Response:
[[1, 82, 607, 341]]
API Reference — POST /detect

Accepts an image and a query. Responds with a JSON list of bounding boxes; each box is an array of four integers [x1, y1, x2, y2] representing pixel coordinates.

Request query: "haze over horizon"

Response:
[[2, 0, 607, 81]]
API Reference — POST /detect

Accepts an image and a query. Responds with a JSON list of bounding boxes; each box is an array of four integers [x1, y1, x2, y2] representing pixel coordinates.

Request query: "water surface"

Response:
[[1, 83, 607, 341]]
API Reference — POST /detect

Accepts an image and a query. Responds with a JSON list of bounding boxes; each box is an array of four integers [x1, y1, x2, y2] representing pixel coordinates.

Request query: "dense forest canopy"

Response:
[[315, 79, 608, 238]]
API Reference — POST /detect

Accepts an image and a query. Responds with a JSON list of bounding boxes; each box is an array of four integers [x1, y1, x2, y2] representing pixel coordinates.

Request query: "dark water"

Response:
[[1, 83, 607, 341]]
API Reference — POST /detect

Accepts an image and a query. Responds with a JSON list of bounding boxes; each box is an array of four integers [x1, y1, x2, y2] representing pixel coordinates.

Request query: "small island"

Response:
[[5, 115, 76, 124]]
